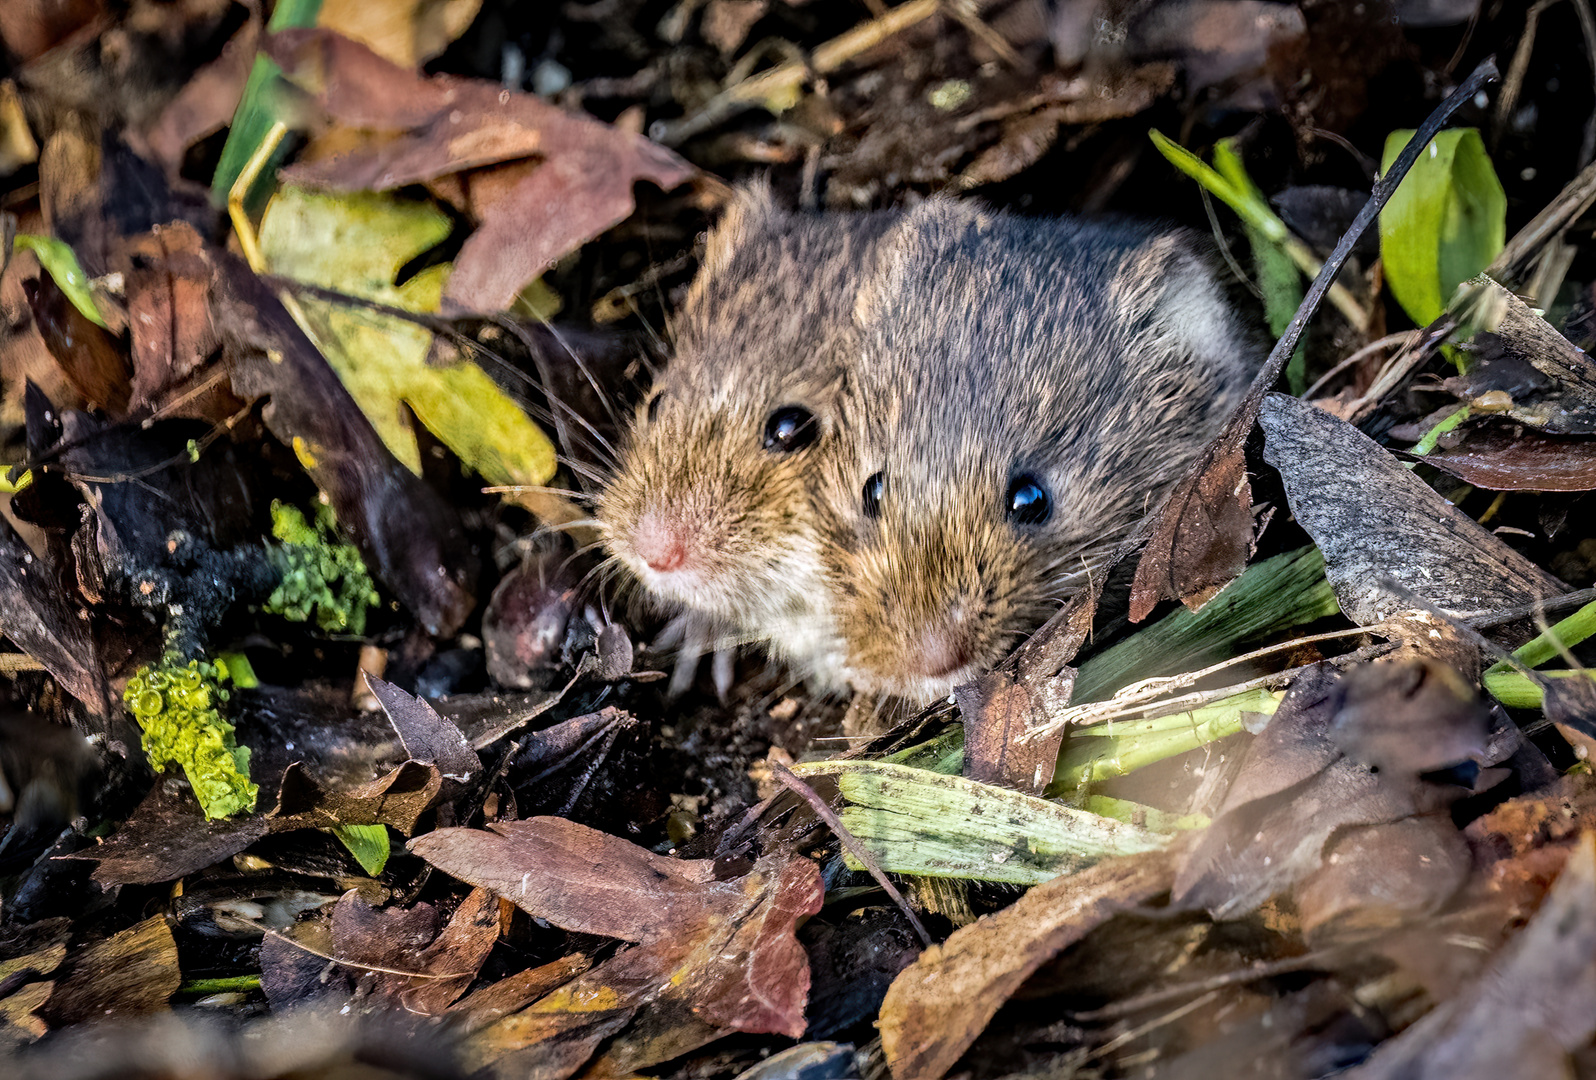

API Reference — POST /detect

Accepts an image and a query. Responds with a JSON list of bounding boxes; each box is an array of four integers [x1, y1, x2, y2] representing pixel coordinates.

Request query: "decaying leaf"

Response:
[[1126, 407, 1257, 622], [266, 29, 695, 313], [1422, 421, 1596, 491], [1445, 276, 1596, 435], [1260, 392, 1565, 624], [447, 954, 591, 1035], [878, 851, 1173, 1080], [20, 266, 129, 414], [411, 817, 822, 1074], [70, 777, 269, 886], [267, 759, 440, 835], [0, 513, 112, 718], [318, 886, 499, 1014], [119, 222, 230, 421], [1343, 831, 1596, 1079], [1172, 660, 1486, 921], [363, 674, 479, 788], [954, 669, 1069, 795]]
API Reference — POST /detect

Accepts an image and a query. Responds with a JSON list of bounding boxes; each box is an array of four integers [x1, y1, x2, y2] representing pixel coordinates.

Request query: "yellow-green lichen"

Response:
[[264, 500, 380, 635], [124, 656, 257, 820]]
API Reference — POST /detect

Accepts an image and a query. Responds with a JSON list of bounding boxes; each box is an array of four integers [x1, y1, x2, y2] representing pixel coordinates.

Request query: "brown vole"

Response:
[[599, 192, 1262, 703]]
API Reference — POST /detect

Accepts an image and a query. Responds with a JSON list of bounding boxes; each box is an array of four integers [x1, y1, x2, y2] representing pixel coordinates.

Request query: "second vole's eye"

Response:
[[862, 472, 885, 518], [763, 406, 818, 452], [1006, 474, 1051, 525]]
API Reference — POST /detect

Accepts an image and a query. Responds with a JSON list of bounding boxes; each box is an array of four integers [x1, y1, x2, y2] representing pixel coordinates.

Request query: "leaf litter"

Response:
[[4, 2, 1596, 1079]]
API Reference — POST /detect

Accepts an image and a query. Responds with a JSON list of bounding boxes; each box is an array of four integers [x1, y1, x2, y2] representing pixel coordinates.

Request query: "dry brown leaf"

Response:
[[70, 777, 268, 886], [265, 29, 695, 313], [363, 675, 479, 790], [1343, 831, 1596, 1079], [447, 954, 591, 1035], [1421, 423, 1596, 492], [958, 555, 1103, 791], [20, 265, 130, 414], [323, 886, 499, 1015], [413, 818, 822, 1075], [1127, 403, 1256, 622], [409, 817, 718, 943], [1259, 393, 1566, 624], [878, 851, 1173, 1080], [119, 222, 236, 422], [267, 759, 441, 835]]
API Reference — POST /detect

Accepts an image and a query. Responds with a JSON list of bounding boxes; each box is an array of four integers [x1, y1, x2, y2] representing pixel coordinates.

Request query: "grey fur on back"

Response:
[[811, 199, 1263, 698]]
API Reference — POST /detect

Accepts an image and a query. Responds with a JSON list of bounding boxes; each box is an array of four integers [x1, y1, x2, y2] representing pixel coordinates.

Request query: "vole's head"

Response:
[[598, 191, 890, 665], [818, 201, 1258, 701]]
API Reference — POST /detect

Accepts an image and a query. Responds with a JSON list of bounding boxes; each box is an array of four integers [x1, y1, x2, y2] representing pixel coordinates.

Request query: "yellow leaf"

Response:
[[259, 186, 557, 491]]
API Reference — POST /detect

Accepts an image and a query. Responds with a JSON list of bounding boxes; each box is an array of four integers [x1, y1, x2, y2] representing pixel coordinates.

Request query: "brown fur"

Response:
[[597, 189, 898, 683], [599, 192, 1263, 702]]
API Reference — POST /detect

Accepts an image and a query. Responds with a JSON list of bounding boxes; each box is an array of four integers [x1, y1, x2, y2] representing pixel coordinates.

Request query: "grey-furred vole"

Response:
[[598, 189, 1263, 704]]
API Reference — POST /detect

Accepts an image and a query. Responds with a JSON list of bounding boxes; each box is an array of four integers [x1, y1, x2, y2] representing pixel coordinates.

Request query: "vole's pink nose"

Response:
[[633, 510, 693, 574]]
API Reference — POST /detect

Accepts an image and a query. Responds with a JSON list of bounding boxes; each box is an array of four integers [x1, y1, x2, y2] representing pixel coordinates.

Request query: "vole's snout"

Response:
[[632, 507, 695, 574], [906, 610, 978, 681], [835, 511, 1040, 701]]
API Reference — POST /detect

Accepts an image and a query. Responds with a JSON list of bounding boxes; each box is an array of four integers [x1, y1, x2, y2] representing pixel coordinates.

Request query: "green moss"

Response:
[[264, 500, 380, 635], [124, 656, 257, 820]]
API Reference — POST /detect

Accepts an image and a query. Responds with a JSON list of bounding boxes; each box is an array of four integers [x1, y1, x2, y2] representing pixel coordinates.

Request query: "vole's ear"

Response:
[[853, 198, 990, 327], [696, 181, 780, 285], [1114, 231, 1253, 370]]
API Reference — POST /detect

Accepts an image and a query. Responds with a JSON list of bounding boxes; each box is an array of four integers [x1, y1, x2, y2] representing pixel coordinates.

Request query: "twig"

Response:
[[771, 761, 933, 947], [654, 0, 952, 146], [1260, 57, 1499, 393], [1033, 627, 1399, 738], [1304, 331, 1421, 399]]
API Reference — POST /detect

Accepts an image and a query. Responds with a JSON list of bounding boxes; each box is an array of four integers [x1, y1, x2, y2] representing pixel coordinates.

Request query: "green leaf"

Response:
[[1212, 139, 1306, 392], [1149, 129, 1287, 242], [1051, 687, 1282, 794], [331, 823, 391, 876], [13, 234, 106, 327], [1071, 546, 1340, 705], [258, 186, 557, 489], [789, 761, 1167, 885], [1378, 127, 1506, 327], [1480, 598, 1596, 709], [211, 0, 323, 210]]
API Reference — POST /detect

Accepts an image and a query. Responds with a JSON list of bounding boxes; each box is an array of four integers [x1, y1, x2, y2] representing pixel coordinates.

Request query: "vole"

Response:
[[599, 191, 1262, 704]]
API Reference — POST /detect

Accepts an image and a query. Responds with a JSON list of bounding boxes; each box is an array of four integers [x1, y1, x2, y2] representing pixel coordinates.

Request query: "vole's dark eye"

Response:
[[1006, 474, 1051, 525], [646, 393, 663, 423], [862, 472, 885, 518], [763, 406, 818, 453]]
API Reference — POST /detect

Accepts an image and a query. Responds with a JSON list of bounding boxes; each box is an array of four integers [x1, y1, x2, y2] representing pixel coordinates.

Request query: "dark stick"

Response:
[[1257, 55, 1499, 390]]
